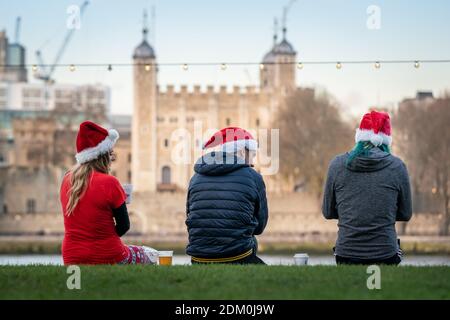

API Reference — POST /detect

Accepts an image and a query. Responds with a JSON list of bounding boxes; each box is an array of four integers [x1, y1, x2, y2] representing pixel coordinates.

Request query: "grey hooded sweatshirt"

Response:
[[322, 147, 412, 260]]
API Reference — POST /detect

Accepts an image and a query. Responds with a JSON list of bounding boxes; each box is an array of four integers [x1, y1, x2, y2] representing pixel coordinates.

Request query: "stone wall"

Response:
[[0, 192, 445, 238], [0, 166, 63, 215]]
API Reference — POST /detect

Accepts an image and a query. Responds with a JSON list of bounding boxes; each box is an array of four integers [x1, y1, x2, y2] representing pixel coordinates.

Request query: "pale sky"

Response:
[[2, 0, 450, 116]]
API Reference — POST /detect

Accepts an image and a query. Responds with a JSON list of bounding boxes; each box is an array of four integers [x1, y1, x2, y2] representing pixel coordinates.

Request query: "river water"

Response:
[[0, 254, 449, 266]]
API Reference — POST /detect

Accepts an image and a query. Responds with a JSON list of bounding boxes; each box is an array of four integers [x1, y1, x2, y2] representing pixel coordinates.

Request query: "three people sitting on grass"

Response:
[[60, 111, 411, 266], [322, 111, 412, 265]]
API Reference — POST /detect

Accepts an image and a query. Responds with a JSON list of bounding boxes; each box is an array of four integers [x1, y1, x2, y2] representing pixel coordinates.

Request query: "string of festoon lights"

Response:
[[15, 59, 450, 73]]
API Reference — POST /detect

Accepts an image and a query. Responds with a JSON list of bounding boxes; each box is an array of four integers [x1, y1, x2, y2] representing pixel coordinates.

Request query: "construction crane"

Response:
[[34, 0, 89, 83], [14, 16, 21, 43]]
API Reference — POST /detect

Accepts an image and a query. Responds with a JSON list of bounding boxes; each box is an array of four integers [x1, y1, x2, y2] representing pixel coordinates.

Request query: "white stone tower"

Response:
[[132, 11, 158, 192], [260, 22, 297, 96]]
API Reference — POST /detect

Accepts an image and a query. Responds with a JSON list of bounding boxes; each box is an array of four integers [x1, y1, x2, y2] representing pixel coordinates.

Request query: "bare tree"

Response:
[[276, 88, 353, 199], [396, 95, 450, 235]]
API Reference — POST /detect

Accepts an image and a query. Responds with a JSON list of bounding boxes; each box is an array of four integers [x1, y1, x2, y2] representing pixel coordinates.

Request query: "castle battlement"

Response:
[[132, 16, 297, 192], [157, 84, 262, 99]]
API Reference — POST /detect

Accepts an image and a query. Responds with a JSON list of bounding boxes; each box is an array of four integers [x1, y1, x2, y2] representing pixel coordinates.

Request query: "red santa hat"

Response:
[[75, 121, 119, 164], [355, 111, 392, 146], [203, 127, 258, 153]]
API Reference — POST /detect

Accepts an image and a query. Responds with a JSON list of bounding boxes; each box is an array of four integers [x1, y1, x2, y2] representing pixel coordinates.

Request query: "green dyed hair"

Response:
[[346, 141, 391, 166]]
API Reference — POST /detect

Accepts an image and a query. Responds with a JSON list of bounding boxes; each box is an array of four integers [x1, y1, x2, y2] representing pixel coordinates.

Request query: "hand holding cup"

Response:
[[122, 184, 133, 204]]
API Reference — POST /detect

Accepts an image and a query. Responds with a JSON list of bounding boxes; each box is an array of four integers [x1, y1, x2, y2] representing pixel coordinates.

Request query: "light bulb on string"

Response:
[[18, 58, 450, 73]]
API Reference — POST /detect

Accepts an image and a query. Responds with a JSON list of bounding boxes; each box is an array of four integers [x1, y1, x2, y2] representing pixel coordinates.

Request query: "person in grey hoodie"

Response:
[[322, 111, 412, 265]]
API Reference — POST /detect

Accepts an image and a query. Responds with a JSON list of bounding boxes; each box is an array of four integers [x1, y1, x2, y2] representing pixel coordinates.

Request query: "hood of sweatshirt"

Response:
[[346, 147, 394, 172], [194, 151, 249, 176]]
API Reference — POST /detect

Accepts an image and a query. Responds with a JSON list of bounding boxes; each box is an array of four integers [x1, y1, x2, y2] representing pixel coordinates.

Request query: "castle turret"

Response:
[[260, 25, 296, 95], [132, 10, 158, 192]]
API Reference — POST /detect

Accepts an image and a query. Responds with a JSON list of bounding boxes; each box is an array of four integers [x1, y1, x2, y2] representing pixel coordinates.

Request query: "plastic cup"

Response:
[[158, 251, 173, 266], [293, 253, 309, 266], [122, 184, 133, 204]]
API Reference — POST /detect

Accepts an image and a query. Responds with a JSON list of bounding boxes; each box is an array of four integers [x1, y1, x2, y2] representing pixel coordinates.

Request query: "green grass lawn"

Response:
[[0, 265, 449, 300]]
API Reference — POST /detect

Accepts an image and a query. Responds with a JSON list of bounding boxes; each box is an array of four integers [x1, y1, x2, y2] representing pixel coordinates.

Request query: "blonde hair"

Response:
[[65, 152, 112, 216]]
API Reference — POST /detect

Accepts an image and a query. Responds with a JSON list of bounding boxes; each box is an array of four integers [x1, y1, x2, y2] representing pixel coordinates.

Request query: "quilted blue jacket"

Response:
[[186, 152, 268, 258]]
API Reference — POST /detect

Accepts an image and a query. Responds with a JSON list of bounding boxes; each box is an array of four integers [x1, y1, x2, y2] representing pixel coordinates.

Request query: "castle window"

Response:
[[112, 170, 117, 176], [157, 117, 165, 123], [256, 119, 260, 127], [128, 153, 132, 163], [26, 199, 36, 214], [226, 118, 231, 126], [169, 117, 178, 123], [164, 139, 169, 147], [162, 166, 171, 184], [127, 170, 132, 182]]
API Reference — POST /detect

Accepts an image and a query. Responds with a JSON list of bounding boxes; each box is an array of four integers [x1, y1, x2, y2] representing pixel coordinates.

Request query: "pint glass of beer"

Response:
[[158, 251, 173, 266]]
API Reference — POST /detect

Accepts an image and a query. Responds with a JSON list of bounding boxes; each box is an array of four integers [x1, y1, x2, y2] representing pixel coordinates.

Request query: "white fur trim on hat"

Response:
[[75, 129, 119, 164], [355, 128, 392, 147], [221, 139, 258, 153]]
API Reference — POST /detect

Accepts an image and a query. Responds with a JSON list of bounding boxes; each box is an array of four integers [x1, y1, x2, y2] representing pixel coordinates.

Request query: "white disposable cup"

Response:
[[293, 253, 309, 266], [122, 184, 133, 204]]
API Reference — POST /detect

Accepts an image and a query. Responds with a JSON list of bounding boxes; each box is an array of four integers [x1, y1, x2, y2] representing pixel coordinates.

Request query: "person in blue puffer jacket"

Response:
[[186, 127, 268, 264]]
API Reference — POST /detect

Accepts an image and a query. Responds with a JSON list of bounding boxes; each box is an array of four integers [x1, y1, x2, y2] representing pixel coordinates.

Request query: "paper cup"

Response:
[[294, 253, 309, 266], [122, 184, 133, 204], [158, 250, 173, 266]]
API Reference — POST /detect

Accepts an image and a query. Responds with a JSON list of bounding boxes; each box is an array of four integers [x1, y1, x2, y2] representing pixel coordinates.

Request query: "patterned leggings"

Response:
[[119, 245, 158, 264]]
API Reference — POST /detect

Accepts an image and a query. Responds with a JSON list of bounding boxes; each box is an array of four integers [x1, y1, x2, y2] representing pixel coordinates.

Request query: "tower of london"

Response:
[[132, 16, 298, 193]]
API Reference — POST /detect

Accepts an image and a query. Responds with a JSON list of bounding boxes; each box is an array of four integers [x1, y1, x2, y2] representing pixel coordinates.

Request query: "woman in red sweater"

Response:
[[60, 121, 157, 265]]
